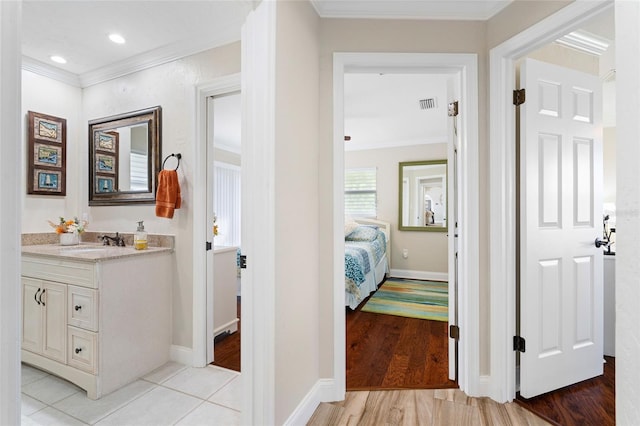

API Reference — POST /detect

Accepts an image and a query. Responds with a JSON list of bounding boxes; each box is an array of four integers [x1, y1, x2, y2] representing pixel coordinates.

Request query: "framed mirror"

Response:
[[89, 106, 161, 206], [398, 160, 447, 232]]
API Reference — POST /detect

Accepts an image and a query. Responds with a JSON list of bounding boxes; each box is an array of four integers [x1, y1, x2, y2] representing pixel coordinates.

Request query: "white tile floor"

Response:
[[20, 362, 242, 426]]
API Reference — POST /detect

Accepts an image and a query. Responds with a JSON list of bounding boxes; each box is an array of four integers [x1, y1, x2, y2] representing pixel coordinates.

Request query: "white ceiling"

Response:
[[344, 73, 451, 151], [21, 0, 251, 87], [21, 1, 513, 88], [23, 1, 611, 154]]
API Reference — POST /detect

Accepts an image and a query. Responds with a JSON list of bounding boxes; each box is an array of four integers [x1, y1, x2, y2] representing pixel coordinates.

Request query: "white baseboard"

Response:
[[170, 345, 193, 366], [477, 375, 491, 397], [389, 269, 448, 282], [283, 378, 336, 426]]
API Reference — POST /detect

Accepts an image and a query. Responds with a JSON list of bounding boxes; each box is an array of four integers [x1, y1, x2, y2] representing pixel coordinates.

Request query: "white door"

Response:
[[519, 58, 603, 398]]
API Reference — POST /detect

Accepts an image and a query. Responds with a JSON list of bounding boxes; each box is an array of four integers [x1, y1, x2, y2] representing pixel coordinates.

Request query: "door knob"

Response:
[[595, 237, 608, 248]]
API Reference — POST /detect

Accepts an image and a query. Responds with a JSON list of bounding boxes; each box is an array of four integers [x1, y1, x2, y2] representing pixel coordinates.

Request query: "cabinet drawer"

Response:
[[67, 327, 97, 374], [22, 256, 97, 289], [68, 285, 98, 331]]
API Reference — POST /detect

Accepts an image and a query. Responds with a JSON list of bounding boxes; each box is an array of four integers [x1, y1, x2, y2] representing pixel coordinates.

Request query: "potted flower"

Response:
[[48, 217, 88, 246]]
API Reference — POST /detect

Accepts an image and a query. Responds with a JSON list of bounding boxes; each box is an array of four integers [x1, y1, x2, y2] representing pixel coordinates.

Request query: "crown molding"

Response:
[[555, 29, 611, 56], [345, 136, 446, 152], [79, 18, 243, 88], [21, 56, 81, 87], [309, 0, 511, 20]]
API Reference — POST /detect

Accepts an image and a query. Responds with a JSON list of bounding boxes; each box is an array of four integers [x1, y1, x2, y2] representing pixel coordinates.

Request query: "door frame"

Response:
[[194, 73, 241, 368], [488, 0, 613, 403], [332, 52, 479, 397]]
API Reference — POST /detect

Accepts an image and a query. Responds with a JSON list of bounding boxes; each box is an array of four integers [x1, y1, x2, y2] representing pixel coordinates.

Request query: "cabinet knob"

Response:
[[75, 348, 82, 354], [74, 305, 82, 311]]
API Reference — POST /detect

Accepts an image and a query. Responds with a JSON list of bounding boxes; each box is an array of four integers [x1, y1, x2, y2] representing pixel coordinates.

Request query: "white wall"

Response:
[[22, 71, 82, 232], [614, 1, 640, 422], [345, 144, 448, 274], [273, 1, 321, 423]]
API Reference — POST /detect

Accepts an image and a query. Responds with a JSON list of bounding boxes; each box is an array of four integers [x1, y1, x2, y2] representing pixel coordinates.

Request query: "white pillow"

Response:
[[344, 217, 359, 237]]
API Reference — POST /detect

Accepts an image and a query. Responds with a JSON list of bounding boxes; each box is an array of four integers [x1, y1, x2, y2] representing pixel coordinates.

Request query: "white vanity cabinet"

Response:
[[213, 246, 239, 337], [21, 249, 172, 399]]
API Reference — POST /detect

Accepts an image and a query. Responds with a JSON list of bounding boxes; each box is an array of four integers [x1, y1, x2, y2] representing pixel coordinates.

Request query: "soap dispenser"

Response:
[[134, 221, 148, 250]]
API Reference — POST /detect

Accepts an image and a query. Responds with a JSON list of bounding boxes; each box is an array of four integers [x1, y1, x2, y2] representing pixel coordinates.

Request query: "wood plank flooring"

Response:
[[307, 389, 551, 426], [515, 356, 615, 426], [211, 297, 241, 372], [346, 294, 456, 390]]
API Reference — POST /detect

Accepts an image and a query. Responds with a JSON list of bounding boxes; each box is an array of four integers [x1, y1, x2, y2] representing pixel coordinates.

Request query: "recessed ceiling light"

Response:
[[109, 33, 126, 44], [50, 55, 67, 64]]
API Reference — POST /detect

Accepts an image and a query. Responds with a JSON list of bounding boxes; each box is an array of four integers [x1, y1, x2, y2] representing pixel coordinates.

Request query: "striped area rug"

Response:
[[361, 278, 448, 322]]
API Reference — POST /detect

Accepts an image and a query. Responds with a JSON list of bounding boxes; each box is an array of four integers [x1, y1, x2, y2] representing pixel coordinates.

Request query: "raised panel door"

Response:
[[21, 278, 43, 354], [41, 281, 67, 363]]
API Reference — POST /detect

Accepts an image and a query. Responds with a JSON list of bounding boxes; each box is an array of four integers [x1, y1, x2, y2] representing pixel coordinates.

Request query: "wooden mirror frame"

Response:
[[398, 159, 448, 232], [88, 106, 161, 206]]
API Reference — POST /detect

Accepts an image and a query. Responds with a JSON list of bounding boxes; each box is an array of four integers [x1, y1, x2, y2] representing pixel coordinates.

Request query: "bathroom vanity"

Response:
[[21, 243, 173, 399]]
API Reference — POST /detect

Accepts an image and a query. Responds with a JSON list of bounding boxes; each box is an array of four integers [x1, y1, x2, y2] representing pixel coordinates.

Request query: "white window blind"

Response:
[[214, 162, 241, 247], [129, 152, 148, 191], [345, 167, 377, 218]]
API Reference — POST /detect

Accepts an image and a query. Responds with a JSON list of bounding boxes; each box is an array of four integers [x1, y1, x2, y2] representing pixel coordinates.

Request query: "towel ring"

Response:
[[162, 153, 181, 170]]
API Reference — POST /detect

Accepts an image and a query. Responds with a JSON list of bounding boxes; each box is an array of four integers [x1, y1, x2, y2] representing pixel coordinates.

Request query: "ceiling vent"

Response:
[[419, 98, 437, 110]]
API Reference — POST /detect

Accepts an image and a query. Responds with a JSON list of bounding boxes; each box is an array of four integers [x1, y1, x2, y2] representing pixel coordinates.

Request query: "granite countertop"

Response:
[[22, 243, 173, 262]]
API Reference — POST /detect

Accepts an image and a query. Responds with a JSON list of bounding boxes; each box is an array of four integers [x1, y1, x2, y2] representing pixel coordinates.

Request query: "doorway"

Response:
[[208, 91, 242, 372], [332, 52, 480, 397], [342, 71, 457, 389], [488, 0, 614, 405]]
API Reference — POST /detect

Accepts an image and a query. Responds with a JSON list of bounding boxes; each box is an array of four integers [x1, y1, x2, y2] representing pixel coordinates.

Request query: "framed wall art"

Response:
[[96, 175, 116, 193], [96, 153, 116, 175], [27, 111, 66, 196]]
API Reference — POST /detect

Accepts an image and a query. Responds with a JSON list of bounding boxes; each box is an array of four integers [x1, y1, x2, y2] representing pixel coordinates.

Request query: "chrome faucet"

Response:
[[98, 232, 126, 247]]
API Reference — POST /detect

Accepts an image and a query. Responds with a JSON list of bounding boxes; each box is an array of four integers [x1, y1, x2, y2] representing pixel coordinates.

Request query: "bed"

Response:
[[345, 218, 390, 309]]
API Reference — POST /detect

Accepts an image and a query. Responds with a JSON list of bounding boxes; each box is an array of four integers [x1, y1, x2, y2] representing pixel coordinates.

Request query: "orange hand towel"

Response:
[[156, 170, 181, 218]]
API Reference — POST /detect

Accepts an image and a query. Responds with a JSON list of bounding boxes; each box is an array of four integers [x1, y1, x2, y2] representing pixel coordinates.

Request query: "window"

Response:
[[129, 151, 148, 191], [345, 167, 377, 217], [214, 162, 241, 247]]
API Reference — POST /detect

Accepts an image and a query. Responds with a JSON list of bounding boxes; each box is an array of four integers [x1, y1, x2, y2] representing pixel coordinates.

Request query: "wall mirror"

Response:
[[399, 160, 447, 232], [89, 106, 161, 206]]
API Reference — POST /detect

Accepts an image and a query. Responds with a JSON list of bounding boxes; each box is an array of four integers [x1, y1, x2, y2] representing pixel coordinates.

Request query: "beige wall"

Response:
[[318, 17, 487, 377], [214, 147, 241, 166], [487, 0, 573, 48], [274, 1, 320, 423], [526, 43, 599, 75], [345, 144, 448, 273]]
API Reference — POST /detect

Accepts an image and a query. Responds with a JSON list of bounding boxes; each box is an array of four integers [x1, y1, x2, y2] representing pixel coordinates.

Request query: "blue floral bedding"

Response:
[[345, 229, 387, 294]]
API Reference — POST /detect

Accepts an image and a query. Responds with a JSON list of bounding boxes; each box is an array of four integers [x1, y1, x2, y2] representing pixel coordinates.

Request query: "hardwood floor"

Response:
[[308, 388, 551, 426], [346, 293, 456, 390], [211, 297, 241, 372], [515, 356, 615, 426]]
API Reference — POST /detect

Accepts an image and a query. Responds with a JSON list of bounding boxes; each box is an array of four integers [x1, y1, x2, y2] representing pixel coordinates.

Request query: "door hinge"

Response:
[[239, 255, 247, 269], [513, 89, 526, 106], [513, 335, 526, 353], [449, 324, 460, 341], [448, 101, 459, 117], [206, 241, 212, 251]]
